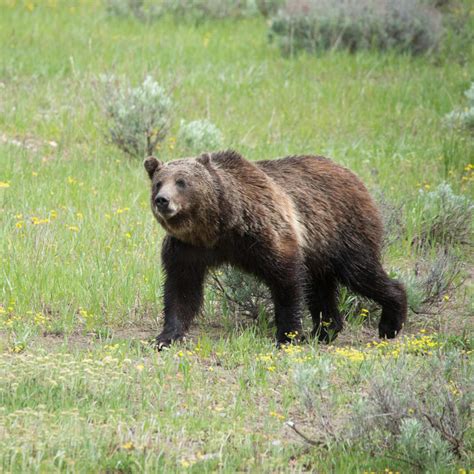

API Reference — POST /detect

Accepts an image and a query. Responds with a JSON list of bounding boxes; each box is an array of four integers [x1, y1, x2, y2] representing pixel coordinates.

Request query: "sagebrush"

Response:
[[403, 249, 464, 314], [444, 82, 474, 133], [294, 351, 473, 471], [105, 0, 161, 21], [161, 0, 257, 20], [269, 0, 442, 55], [96, 75, 172, 158], [178, 119, 223, 153], [209, 266, 273, 322], [414, 182, 473, 248]]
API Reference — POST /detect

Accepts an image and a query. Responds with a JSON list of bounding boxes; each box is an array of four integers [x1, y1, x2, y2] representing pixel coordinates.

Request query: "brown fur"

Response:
[[144, 150, 407, 347]]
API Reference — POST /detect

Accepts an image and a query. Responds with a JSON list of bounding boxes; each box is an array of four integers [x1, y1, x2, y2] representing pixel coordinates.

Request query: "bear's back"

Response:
[[257, 155, 384, 253], [206, 152, 383, 256]]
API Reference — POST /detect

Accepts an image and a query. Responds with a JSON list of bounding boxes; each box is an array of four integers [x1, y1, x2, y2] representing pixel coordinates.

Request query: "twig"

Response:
[[422, 412, 463, 457], [383, 452, 423, 470], [209, 271, 242, 307], [285, 421, 325, 447], [410, 307, 438, 315]]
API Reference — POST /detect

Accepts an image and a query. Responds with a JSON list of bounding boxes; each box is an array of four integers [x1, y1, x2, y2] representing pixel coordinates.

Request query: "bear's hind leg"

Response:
[[376, 276, 407, 339], [308, 277, 343, 343], [340, 259, 407, 339]]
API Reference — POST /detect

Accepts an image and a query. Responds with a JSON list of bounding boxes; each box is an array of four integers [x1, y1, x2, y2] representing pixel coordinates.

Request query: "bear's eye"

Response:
[[154, 181, 162, 191], [176, 179, 186, 189]]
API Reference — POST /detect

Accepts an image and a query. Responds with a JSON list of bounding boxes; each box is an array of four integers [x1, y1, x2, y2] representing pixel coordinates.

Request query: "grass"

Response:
[[0, 0, 473, 472]]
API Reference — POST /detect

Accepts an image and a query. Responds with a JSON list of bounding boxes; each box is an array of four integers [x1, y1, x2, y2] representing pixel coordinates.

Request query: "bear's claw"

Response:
[[378, 322, 402, 339], [153, 333, 185, 351]]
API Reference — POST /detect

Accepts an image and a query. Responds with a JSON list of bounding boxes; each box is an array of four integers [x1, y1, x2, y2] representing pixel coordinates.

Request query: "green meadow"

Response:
[[0, 1, 472, 472]]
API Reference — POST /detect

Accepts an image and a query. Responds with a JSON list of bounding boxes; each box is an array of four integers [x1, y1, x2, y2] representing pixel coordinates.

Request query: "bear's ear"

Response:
[[143, 156, 162, 179], [197, 153, 212, 167]]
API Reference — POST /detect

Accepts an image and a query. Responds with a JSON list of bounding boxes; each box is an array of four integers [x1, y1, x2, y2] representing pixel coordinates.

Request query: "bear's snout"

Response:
[[155, 195, 170, 212]]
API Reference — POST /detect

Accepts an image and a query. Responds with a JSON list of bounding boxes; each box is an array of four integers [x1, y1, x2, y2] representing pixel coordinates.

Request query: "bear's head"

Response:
[[144, 154, 221, 246]]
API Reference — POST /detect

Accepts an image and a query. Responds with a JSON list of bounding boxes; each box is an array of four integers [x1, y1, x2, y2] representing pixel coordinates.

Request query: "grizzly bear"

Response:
[[144, 150, 407, 347]]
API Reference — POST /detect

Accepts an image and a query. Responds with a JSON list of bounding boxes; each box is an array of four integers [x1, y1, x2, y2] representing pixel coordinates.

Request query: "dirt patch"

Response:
[[1, 132, 58, 153]]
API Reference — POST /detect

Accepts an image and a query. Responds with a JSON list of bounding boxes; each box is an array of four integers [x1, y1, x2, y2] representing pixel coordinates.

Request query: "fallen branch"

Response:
[[285, 421, 325, 447]]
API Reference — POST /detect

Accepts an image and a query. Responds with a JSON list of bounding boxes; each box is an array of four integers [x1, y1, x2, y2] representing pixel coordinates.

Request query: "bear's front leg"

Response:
[[268, 264, 304, 345], [155, 237, 208, 349]]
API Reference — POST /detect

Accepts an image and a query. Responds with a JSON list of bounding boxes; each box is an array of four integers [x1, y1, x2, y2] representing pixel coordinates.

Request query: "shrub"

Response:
[[352, 353, 472, 469], [444, 82, 474, 133], [177, 119, 223, 154], [294, 358, 333, 411], [104, 0, 161, 22], [438, 1, 474, 63], [421, 0, 451, 7], [403, 249, 464, 313], [294, 352, 472, 470], [269, 0, 442, 56], [209, 266, 273, 321], [255, 0, 285, 17], [374, 191, 405, 249], [337, 287, 378, 327], [415, 182, 473, 248], [293, 358, 342, 443], [160, 0, 257, 20], [397, 418, 454, 471], [97, 75, 172, 158]]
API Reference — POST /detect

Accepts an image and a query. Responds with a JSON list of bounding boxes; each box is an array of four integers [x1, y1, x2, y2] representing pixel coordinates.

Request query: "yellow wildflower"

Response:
[[269, 411, 285, 420], [31, 216, 50, 225], [334, 347, 365, 362], [116, 207, 130, 214]]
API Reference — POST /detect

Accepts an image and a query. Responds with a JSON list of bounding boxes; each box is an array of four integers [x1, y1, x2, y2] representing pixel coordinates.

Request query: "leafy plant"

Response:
[[352, 353, 472, 470], [97, 75, 172, 158], [375, 191, 405, 249], [269, 0, 443, 56], [415, 182, 473, 248], [444, 82, 474, 133], [403, 249, 464, 313], [209, 266, 273, 321], [160, 0, 257, 20], [104, 0, 162, 22], [255, 0, 285, 17], [178, 119, 223, 153], [293, 358, 342, 443], [294, 352, 473, 471]]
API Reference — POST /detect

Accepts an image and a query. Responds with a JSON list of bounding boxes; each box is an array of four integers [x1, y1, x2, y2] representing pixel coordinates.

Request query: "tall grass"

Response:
[[0, 1, 472, 471]]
